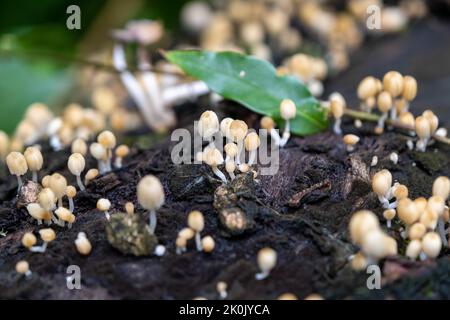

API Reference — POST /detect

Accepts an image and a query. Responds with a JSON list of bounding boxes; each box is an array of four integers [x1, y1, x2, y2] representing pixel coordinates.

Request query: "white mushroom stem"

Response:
[[24, 270, 32, 278], [248, 150, 257, 166], [76, 175, 85, 191], [114, 157, 123, 169], [30, 242, 48, 253], [149, 208, 157, 234], [16, 175, 23, 193], [386, 219, 392, 229], [212, 166, 227, 184], [68, 198, 74, 213], [419, 251, 427, 261], [105, 211, 110, 221], [437, 218, 448, 247], [50, 135, 63, 151], [279, 120, 291, 147], [378, 195, 397, 209], [255, 270, 270, 281], [377, 112, 388, 131], [333, 118, 342, 135], [416, 138, 429, 152], [195, 232, 202, 251], [228, 171, 236, 180], [32, 171, 38, 183], [162, 81, 209, 106], [113, 43, 163, 131], [269, 129, 281, 145], [236, 141, 244, 165], [98, 160, 107, 174]]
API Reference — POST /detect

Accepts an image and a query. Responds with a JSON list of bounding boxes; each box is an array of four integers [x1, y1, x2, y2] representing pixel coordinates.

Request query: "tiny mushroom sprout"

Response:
[[49, 173, 68, 207], [383, 209, 396, 228], [90, 142, 108, 174], [203, 146, 227, 183], [343, 134, 359, 152], [85, 168, 99, 185], [137, 175, 165, 234], [66, 186, 77, 213], [26, 203, 51, 225], [421, 232, 442, 260], [55, 207, 76, 228], [30, 228, 56, 253], [414, 115, 431, 152], [97, 198, 112, 220], [16, 260, 32, 279], [383, 71, 404, 120], [125, 202, 135, 215], [372, 169, 396, 209], [201, 235, 215, 253], [330, 97, 345, 135], [24, 146, 43, 182], [260, 116, 280, 145], [97, 130, 117, 172], [244, 132, 260, 166], [279, 99, 297, 147], [224, 142, 238, 163], [176, 227, 195, 254], [217, 281, 228, 299], [114, 144, 130, 168], [188, 210, 205, 251], [71, 138, 88, 156], [68, 153, 86, 191], [198, 110, 220, 145], [357, 76, 378, 113], [75, 232, 92, 256], [255, 247, 277, 280], [401, 75, 417, 112], [220, 117, 234, 141], [22, 232, 37, 249], [229, 120, 248, 164], [6, 151, 28, 193], [376, 91, 392, 133]]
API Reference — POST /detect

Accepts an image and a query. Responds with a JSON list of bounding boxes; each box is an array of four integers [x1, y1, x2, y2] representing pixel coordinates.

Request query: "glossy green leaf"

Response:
[[165, 50, 328, 135]]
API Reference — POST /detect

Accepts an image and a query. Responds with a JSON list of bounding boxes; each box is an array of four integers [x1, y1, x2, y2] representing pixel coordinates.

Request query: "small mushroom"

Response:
[[244, 132, 260, 166], [376, 91, 392, 133], [85, 168, 99, 185], [137, 175, 165, 233], [97, 198, 112, 220], [343, 134, 359, 152], [201, 235, 215, 253], [414, 115, 431, 152], [260, 116, 280, 145], [22, 232, 37, 250], [68, 153, 86, 191], [279, 99, 297, 147], [75, 232, 92, 255], [229, 120, 248, 164], [255, 247, 277, 280], [30, 228, 56, 253], [6, 151, 28, 193], [383, 209, 396, 228], [421, 232, 441, 260], [71, 138, 88, 156], [24, 146, 43, 183], [203, 146, 227, 183], [216, 281, 228, 299], [26, 203, 51, 225], [55, 207, 75, 228], [49, 173, 67, 208], [198, 110, 220, 145], [89, 142, 108, 174], [66, 186, 77, 213], [188, 210, 204, 251], [114, 145, 130, 168], [16, 260, 32, 278], [330, 97, 345, 135], [97, 130, 117, 172]]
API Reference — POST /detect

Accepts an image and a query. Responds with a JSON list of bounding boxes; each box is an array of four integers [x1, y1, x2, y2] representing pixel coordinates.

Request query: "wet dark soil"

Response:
[[0, 18, 450, 300]]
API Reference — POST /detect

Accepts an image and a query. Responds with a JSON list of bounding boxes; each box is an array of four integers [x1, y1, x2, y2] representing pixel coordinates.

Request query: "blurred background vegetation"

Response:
[[0, 0, 191, 134]]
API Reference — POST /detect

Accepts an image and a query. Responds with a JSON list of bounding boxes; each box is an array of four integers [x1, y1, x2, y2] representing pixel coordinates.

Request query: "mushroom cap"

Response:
[[406, 239, 422, 260], [22, 232, 37, 248], [125, 202, 135, 215], [24, 147, 43, 171], [280, 99, 297, 120], [66, 185, 77, 198], [357, 76, 377, 100], [137, 175, 165, 210], [257, 247, 277, 272], [244, 132, 261, 151], [75, 233, 92, 255], [408, 222, 426, 240], [349, 210, 379, 245], [260, 116, 275, 130], [350, 252, 368, 271], [399, 112, 415, 127], [115, 145, 130, 158], [420, 208, 439, 230], [71, 138, 88, 156], [422, 232, 442, 258], [397, 198, 421, 225], [176, 236, 187, 248], [343, 134, 360, 146], [203, 147, 224, 167], [415, 116, 431, 139], [393, 184, 408, 200], [178, 227, 195, 240], [229, 120, 248, 142], [26, 203, 48, 221], [362, 229, 396, 259], [39, 228, 56, 242], [422, 110, 439, 133], [198, 110, 220, 139], [97, 130, 117, 149], [329, 92, 347, 109], [371, 169, 392, 197], [6, 151, 28, 176], [402, 75, 417, 101], [433, 176, 450, 200], [383, 71, 404, 98], [383, 209, 396, 220], [377, 91, 392, 113], [304, 294, 324, 300], [96, 198, 111, 212], [414, 197, 428, 212], [68, 153, 86, 176], [428, 196, 445, 217], [220, 117, 234, 138], [188, 210, 204, 232], [38, 188, 57, 211], [224, 143, 238, 158], [16, 260, 30, 274], [202, 236, 215, 252], [49, 173, 67, 199], [92, 86, 116, 115], [85, 168, 99, 182], [330, 99, 345, 119], [90, 143, 107, 161], [55, 207, 74, 222]]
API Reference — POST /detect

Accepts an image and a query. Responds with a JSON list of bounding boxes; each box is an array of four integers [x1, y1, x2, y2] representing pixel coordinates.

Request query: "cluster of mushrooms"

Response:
[[349, 173, 450, 270]]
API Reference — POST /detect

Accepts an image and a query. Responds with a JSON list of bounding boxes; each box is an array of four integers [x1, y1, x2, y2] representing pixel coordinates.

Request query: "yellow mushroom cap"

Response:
[[55, 207, 74, 222], [383, 71, 404, 98], [202, 235, 215, 252], [257, 247, 277, 273], [64, 104, 84, 128], [343, 134, 360, 146], [96, 198, 111, 212], [415, 116, 431, 139], [203, 147, 224, 167], [414, 197, 428, 212], [362, 229, 397, 259], [75, 232, 92, 255], [71, 138, 88, 156], [85, 169, 99, 182], [178, 227, 195, 240], [244, 132, 261, 151], [422, 232, 442, 258], [397, 198, 421, 225], [377, 91, 393, 113], [349, 210, 379, 245], [372, 169, 392, 197], [26, 203, 48, 221], [24, 147, 43, 171], [406, 239, 422, 260], [188, 210, 204, 232], [350, 252, 368, 271], [176, 236, 187, 248], [137, 175, 165, 210], [89, 143, 107, 160], [428, 196, 445, 217], [68, 153, 86, 176], [408, 222, 426, 240], [16, 260, 30, 274], [49, 173, 67, 199], [41, 175, 51, 188], [39, 228, 56, 242], [125, 202, 134, 215], [220, 117, 234, 138], [38, 188, 57, 211], [357, 76, 377, 100], [393, 184, 409, 200], [280, 99, 297, 120], [224, 143, 238, 158], [115, 145, 130, 158], [216, 281, 227, 293], [422, 110, 439, 133], [383, 209, 396, 221], [198, 110, 220, 139], [22, 232, 37, 248], [278, 293, 298, 300], [399, 112, 415, 127], [66, 186, 77, 198], [97, 130, 116, 149], [260, 116, 275, 130], [432, 176, 450, 200], [229, 120, 248, 142], [304, 294, 324, 300], [330, 99, 345, 119], [6, 151, 28, 176], [402, 76, 417, 101]]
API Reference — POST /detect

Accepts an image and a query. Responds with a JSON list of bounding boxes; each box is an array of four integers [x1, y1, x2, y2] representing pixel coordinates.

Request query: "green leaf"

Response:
[[164, 50, 329, 135]]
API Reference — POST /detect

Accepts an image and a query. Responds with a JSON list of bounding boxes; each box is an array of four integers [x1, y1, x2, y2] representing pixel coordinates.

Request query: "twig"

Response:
[[343, 108, 450, 145]]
